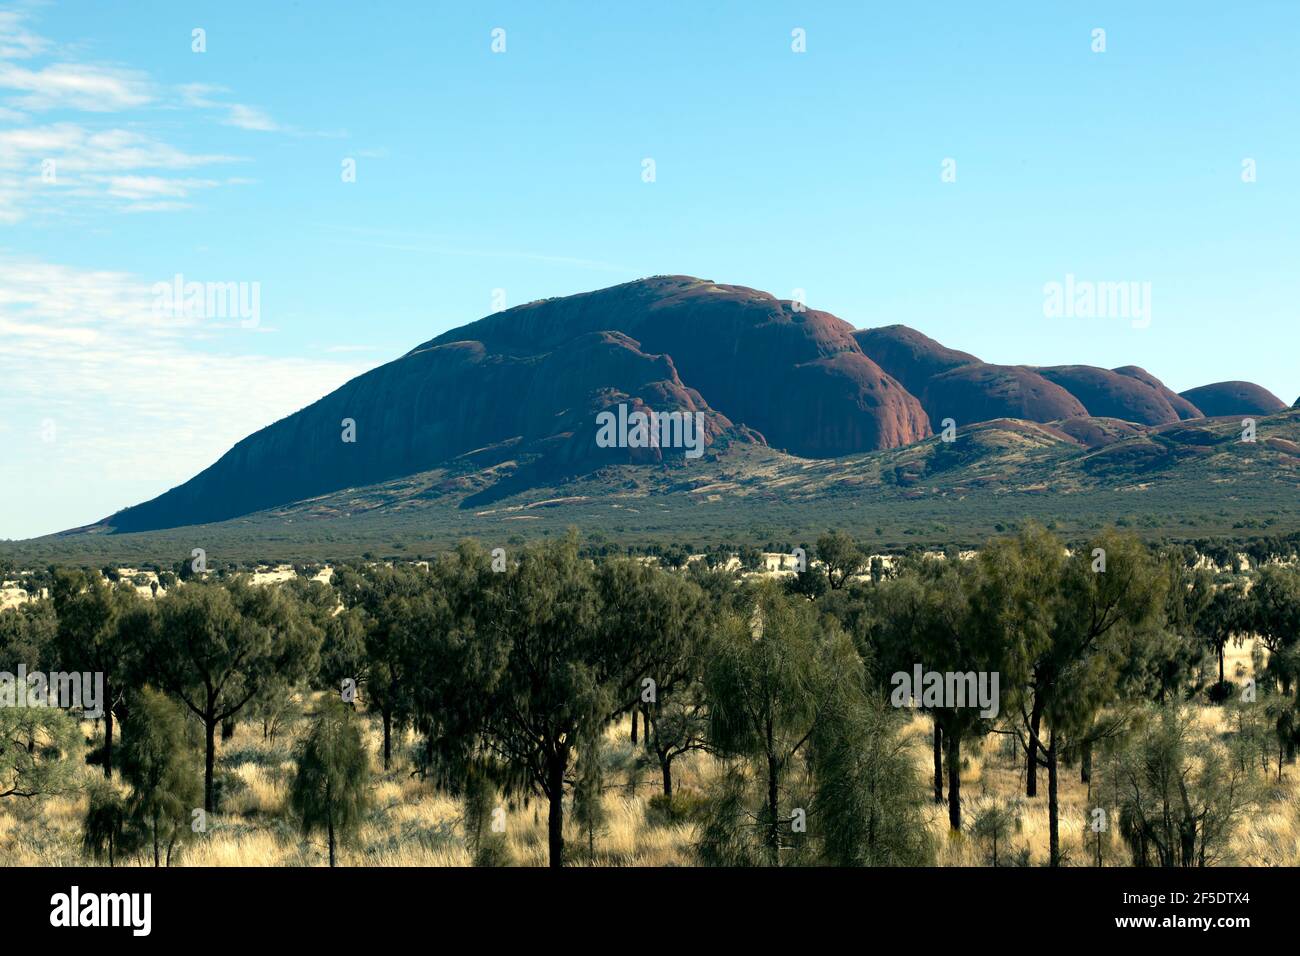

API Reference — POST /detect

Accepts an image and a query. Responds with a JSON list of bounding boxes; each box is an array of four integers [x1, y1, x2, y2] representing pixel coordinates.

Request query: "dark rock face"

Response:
[[919, 364, 1087, 427], [1112, 366, 1203, 420], [108, 324, 747, 532], [100, 275, 1292, 535], [425, 276, 932, 457], [1036, 365, 1183, 425], [108, 276, 929, 532], [1178, 381, 1288, 417], [852, 325, 980, 399]]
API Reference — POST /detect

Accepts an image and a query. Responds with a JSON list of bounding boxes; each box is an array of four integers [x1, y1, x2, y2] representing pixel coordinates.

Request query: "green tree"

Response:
[[0, 706, 78, 799], [809, 693, 934, 865], [974, 526, 1166, 865], [289, 698, 371, 866], [1101, 705, 1257, 866], [82, 780, 136, 866], [1196, 578, 1247, 690], [816, 530, 867, 590], [704, 583, 859, 865], [50, 569, 140, 778], [572, 727, 608, 861], [477, 535, 662, 867], [1245, 565, 1300, 764], [332, 563, 427, 770], [119, 687, 203, 866], [147, 578, 321, 811], [877, 559, 1002, 831]]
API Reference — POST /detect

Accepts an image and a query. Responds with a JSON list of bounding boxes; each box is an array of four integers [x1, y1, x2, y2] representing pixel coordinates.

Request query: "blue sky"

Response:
[[2, 0, 1298, 538]]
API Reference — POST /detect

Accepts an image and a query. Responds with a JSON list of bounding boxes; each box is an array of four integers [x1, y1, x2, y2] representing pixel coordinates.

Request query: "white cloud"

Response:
[[0, 61, 153, 111], [95, 174, 222, 200], [224, 102, 278, 131], [0, 13, 285, 222], [0, 259, 378, 538], [0, 123, 241, 221], [0, 10, 50, 59]]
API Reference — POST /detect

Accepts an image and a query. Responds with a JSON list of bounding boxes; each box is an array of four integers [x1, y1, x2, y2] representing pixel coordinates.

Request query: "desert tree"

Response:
[[119, 687, 203, 866], [50, 569, 140, 778], [475, 535, 669, 867], [1101, 704, 1257, 866], [0, 706, 79, 799], [703, 582, 859, 865], [816, 530, 868, 590], [1245, 565, 1300, 764], [332, 563, 428, 770], [82, 780, 137, 866], [1194, 576, 1248, 693], [808, 692, 934, 865], [0, 599, 57, 673], [572, 724, 608, 861], [289, 697, 372, 866], [974, 525, 1166, 865], [971, 798, 1021, 867], [878, 559, 1002, 830], [596, 559, 711, 798], [146, 578, 322, 811], [407, 543, 509, 790]]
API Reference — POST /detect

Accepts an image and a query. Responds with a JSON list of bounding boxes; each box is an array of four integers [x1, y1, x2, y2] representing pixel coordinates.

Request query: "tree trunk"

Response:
[[382, 709, 392, 771], [1048, 731, 1060, 867], [932, 723, 944, 803], [1218, 645, 1225, 684], [546, 757, 566, 868], [766, 750, 780, 865], [204, 714, 216, 813], [946, 728, 961, 831], [630, 708, 638, 744], [103, 688, 114, 779], [327, 776, 336, 866], [661, 755, 673, 798], [1080, 739, 1092, 785], [1027, 703, 1043, 798], [152, 813, 160, 868]]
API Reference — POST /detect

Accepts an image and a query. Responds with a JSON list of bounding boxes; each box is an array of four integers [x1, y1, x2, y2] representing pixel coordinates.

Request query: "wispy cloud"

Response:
[[0, 10, 49, 59], [0, 11, 290, 222], [0, 60, 153, 111], [0, 122, 241, 221], [178, 82, 280, 132], [224, 102, 278, 131], [0, 258, 377, 537]]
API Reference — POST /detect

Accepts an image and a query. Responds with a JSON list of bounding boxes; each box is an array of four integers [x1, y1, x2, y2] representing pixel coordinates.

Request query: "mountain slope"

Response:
[[852, 325, 981, 399], [1179, 381, 1288, 417], [1035, 365, 1183, 425], [91, 277, 1295, 538], [1112, 366, 1203, 420], [424, 276, 931, 457], [920, 364, 1087, 426], [106, 277, 929, 533]]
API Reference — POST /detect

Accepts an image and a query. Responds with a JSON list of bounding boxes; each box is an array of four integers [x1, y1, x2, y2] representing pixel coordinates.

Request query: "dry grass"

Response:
[[2, 687, 1296, 867]]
